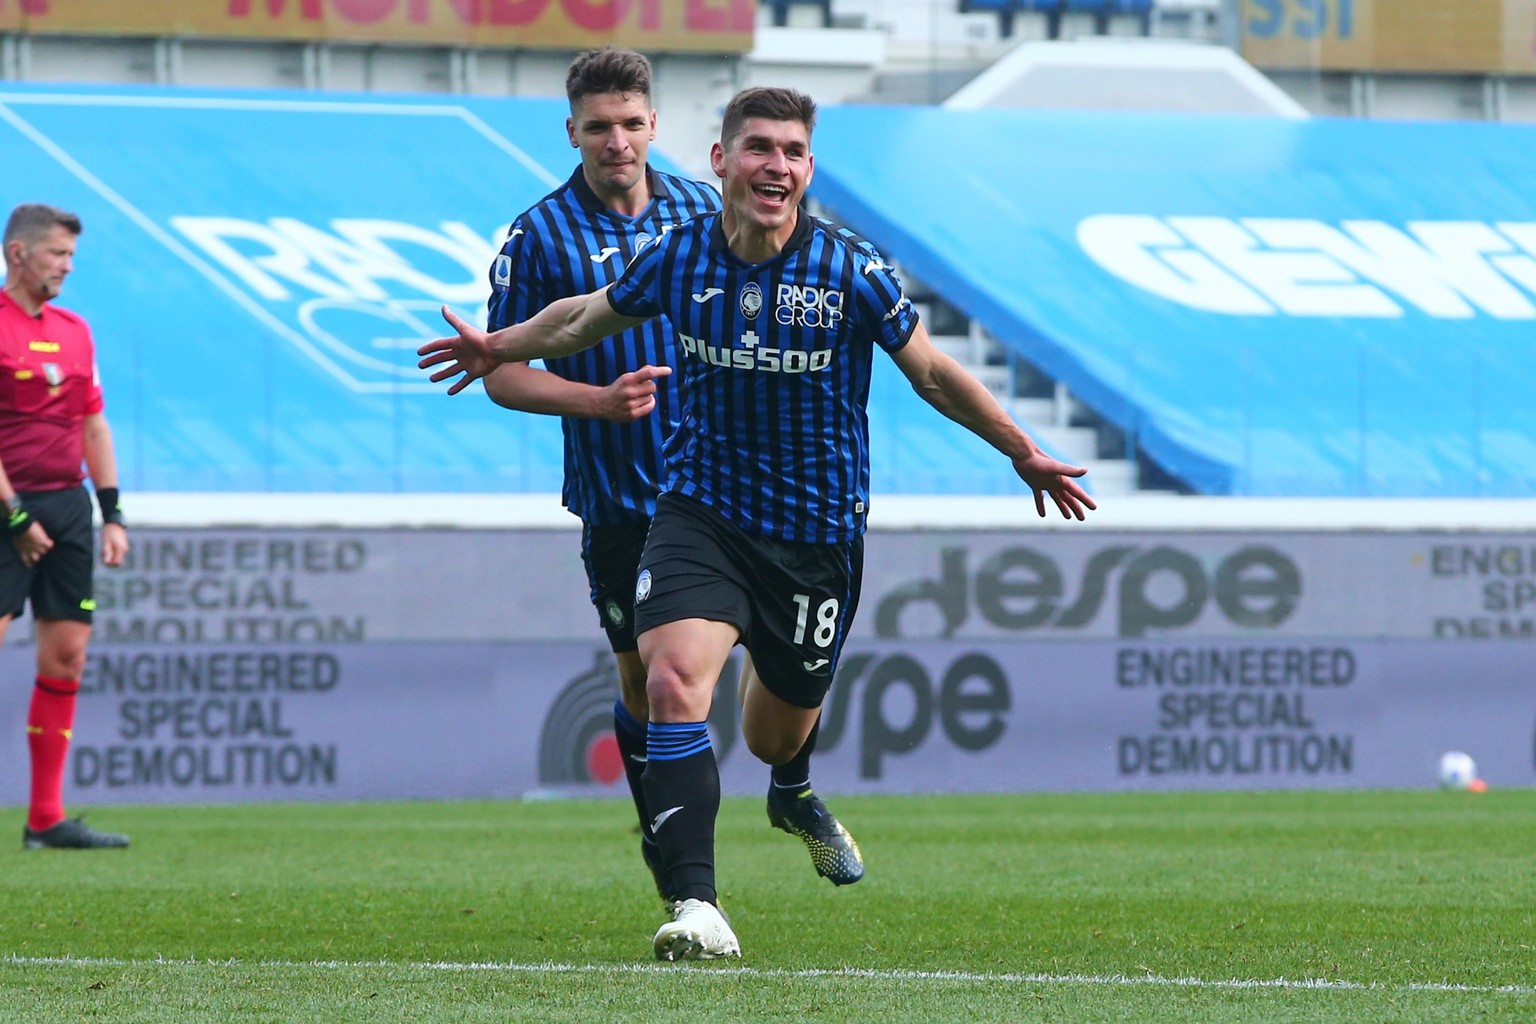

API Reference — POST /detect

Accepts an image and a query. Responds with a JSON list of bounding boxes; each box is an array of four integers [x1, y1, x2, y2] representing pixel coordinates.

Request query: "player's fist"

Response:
[[12, 521, 52, 567]]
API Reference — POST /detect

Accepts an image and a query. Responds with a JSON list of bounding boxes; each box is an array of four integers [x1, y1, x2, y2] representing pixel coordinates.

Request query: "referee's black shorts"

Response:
[[0, 485, 96, 624], [634, 492, 862, 709]]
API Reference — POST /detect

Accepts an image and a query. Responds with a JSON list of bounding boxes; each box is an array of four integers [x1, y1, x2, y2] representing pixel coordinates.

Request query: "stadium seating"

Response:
[[761, 0, 833, 28], [959, 0, 1153, 37]]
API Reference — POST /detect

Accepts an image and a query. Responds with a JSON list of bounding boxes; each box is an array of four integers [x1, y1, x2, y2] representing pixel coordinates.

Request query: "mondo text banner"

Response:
[[0, 0, 754, 54]]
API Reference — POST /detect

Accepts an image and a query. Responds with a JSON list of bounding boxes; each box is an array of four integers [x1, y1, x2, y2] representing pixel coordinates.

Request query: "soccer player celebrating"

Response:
[[482, 51, 863, 903], [421, 87, 1095, 959], [0, 203, 129, 850]]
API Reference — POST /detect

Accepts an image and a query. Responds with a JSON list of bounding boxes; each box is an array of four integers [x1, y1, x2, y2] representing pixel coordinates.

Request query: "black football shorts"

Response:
[[634, 492, 862, 709], [0, 486, 97, 624], [581, 517, 653, 654]]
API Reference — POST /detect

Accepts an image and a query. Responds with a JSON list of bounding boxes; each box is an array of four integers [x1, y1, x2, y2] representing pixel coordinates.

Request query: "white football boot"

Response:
[[652, 898, 741, 961]]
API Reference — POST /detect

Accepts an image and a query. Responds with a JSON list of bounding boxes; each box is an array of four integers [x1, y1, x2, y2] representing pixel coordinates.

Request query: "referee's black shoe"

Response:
[[23, 816, 130, 850], [767, 786, 864, 886]]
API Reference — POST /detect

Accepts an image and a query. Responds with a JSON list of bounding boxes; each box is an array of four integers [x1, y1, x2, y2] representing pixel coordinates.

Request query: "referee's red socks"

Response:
[[26, 675, 79, 832]]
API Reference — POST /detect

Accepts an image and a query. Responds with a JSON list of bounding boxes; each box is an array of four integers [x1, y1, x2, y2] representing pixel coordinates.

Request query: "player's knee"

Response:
[[41, 644, 89, 681], [744, 729, 799, 766], [644, 661, 708, 721]]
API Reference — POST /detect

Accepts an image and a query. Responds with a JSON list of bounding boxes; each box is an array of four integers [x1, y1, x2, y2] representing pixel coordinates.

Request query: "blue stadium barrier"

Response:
[[810, 106, 1536, 496], [0, 83, 1028, 497]]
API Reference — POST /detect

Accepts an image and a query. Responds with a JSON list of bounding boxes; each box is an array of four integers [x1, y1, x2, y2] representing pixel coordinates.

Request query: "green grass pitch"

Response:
[[2, 789, 1533, 1022]]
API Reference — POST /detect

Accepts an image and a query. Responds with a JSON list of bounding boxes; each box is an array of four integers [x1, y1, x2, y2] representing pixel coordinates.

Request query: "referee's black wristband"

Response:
[[97, 487, 125, 527], [4, 496, 32, 536]]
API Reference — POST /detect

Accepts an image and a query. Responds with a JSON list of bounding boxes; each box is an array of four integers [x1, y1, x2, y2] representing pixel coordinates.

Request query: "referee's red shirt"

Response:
[[0, 291, 104, 492]]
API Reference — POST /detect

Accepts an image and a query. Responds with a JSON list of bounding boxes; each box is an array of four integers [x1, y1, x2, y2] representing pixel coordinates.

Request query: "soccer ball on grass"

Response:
[[1437, 751, 1482, 791]]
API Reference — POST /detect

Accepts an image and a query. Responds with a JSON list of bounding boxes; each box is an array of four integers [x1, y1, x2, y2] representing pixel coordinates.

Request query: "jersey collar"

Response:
[[568, 164, 667, 220], [0, 290, 43, 321], [708, 204, 813, 269]]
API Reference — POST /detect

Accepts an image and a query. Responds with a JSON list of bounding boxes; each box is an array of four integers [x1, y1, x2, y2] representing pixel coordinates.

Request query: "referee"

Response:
[[421, 87, 1096, 959], [1, 204, 129, 850]]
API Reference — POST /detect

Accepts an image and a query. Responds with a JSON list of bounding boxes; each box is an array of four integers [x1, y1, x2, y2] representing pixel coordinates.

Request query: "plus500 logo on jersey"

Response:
[[678, 331, 831, 373], [775, 285, 844, 327], [875, 544, 1301, 639]]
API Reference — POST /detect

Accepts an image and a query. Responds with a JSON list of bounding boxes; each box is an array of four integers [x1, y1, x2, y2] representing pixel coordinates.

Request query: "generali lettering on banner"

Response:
[[0, 0, 754, 54], [0, 526, 1533, 806]]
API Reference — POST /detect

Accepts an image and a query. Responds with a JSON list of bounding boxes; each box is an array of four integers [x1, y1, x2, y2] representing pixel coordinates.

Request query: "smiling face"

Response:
[[3, 223, 76, 311], [568, 90, 656, 211], [711, 116, 814, 246]]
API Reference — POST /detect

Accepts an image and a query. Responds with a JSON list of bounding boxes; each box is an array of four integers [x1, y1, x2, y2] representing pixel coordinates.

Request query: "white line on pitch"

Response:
[[7, 956, 1534, 996]]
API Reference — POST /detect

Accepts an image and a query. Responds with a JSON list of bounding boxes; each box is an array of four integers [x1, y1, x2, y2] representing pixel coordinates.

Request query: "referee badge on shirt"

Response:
[[740, 282, 763, 321], [42, 363, 64, 386]]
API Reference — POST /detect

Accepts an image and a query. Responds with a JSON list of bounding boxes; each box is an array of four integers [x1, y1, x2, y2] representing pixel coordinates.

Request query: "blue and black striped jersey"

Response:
[[607, 211, 919, 544], [487, 166, 720, 525]]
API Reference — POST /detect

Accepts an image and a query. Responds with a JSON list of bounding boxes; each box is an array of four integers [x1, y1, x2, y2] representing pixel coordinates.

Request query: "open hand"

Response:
[[417, 307, 499, 396], [1013, 451, 1098, 520]]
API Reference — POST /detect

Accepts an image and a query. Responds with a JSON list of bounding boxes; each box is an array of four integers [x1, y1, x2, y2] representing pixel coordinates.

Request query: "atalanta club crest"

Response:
[[604, 600, 625, 628], [740, 282, 763, 321]]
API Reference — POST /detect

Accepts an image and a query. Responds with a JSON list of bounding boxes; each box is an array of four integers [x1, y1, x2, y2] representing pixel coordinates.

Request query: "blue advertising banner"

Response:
[[0, 85, 585, 492], [0, 85, 998, 497], [811, 108, 1536, 497]]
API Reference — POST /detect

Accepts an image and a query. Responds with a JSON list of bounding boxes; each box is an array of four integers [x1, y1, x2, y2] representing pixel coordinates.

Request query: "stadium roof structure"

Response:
[[810, 106, 1536, 496], [944, 38, 1309, 118]]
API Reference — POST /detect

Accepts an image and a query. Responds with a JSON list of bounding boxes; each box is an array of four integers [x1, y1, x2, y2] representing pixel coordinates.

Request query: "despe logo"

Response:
[[875, 543, 1302, 638], [815, 649, 1013, 780], [536, 652, 741, 786]]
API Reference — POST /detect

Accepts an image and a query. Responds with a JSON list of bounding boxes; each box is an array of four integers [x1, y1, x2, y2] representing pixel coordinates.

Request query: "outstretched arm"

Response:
[[418, 286, 649, 396], [891, 323, 1097, 520]]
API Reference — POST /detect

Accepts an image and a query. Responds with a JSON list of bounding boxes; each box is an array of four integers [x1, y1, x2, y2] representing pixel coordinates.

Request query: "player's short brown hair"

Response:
[[720, 88, 817, 150], [566, 47, 652, 108], [4, 203, 82, 246]]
